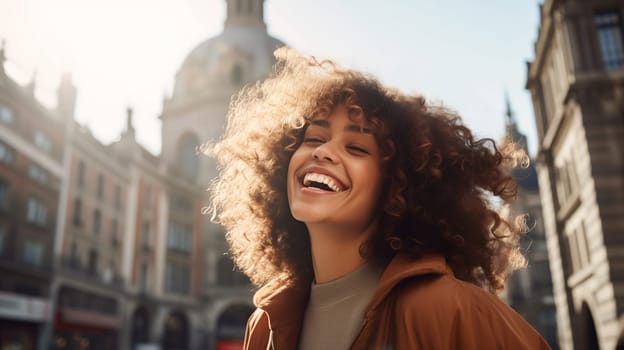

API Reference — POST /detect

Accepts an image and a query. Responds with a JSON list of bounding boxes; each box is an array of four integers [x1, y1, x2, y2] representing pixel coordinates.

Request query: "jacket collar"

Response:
[[253, 254, 450, 330], [253, 277, 311, 329], [364, 254, 450, 318]]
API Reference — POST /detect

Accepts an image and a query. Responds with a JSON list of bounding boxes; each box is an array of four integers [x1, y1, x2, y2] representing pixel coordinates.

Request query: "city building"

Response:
[[158, 0, 284, 348], [49, 90, 130, 349], [0, 0, 285, 349], [526, 0, 624, 349], [0, 42, 65, 349], [502, 95, 558, 349]]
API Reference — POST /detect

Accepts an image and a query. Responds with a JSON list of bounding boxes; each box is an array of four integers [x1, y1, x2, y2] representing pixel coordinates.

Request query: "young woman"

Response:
[[208, 48, 551, 349]]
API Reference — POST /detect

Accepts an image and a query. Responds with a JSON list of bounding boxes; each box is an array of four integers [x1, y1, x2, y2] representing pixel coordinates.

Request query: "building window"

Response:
[[0, 142, 14, 164], [0, 181, 8, 210], [77, 160, 85, 188], [72, 198, 82, 226], [109, 260, 117, 279], [165, 261, 190, 295], [231, 64, 243, 85], [114, 185, 121, 210], [595, 12, 624, 71], [34, 130, 52, 153], [139, 262, 149, 291], [167, 222, 192, 253], [142, 221, 151, 248], [96, 173, 104, 200], [29, 163, 49, 185], [111, 219, 118, 246], [92, 209, 102, 234], [23, 240, 43, 266], [565, 222, 591, 274], [26, 197, 47, 226], [69, 242, 79, 266], [555, 157, 579, 208], [0, 104, 15, 124], [87, 249, 98, 275]]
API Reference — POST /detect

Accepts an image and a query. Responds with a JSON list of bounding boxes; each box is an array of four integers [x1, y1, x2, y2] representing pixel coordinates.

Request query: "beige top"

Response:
[[298, 263, 383, 350]]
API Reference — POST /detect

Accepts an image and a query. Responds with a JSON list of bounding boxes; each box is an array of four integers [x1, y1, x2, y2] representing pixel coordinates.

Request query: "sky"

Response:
[[0, 0, 541, 156]]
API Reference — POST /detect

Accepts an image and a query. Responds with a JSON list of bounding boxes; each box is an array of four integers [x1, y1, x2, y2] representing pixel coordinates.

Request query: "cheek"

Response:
[[286, 149, 304, 195], [362, 162, 384, 199]]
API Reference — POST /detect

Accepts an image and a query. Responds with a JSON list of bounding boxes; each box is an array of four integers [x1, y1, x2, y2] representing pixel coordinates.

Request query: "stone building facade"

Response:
[[526, 0, 624, 348]]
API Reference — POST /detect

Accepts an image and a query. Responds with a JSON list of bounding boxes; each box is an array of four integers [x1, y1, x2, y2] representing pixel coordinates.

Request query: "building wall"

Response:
[[0, 68, 65, 347], [526, 0, 624, 348]]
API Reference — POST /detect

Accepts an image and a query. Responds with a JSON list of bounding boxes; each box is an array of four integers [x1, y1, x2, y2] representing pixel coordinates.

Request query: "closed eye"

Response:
[[347, 145, 369, 154], [303, 137, 325, 144]]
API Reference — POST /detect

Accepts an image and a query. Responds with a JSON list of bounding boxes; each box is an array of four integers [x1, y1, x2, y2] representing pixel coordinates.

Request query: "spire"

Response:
[[125, 106, 136, 139], [224, 0, 266, 29], [503, 92, 526, 150], [57, 72, 77, 120], [504, 90, 516, 128], [126, 107, 134, 132]]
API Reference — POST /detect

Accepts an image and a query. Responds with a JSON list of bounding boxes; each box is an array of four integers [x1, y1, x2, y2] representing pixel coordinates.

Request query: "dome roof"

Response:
[[173, 26, 285, 98]]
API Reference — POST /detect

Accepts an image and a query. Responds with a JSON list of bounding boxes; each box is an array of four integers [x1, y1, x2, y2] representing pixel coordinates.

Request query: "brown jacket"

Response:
[[243, 255, 552, 350]]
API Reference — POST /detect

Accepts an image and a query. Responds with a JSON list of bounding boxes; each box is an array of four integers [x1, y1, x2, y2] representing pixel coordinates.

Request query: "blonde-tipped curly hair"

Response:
[[207, 48, 527, 293]]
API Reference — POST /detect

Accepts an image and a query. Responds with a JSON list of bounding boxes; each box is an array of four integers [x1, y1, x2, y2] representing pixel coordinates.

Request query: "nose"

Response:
[[312, 142, 337, 163]]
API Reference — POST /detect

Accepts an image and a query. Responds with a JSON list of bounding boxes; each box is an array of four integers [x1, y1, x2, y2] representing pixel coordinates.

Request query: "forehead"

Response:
[[307, 106, 378, 134], [308, 118, 375, 135]]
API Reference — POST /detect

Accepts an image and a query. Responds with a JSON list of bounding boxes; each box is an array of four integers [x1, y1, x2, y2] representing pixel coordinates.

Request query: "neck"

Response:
[[307, 222, 377, 284]]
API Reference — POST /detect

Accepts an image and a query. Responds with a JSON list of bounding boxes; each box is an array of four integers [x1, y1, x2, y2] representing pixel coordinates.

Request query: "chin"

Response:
[[290, 207, 330, 224]]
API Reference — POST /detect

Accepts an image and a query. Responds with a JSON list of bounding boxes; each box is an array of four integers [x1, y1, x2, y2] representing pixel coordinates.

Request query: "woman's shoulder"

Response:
[[394, 272, 524, 321], [389, 272, 551, 349]]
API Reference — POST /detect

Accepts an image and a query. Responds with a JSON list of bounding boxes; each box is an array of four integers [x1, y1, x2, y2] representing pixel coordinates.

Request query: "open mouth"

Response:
[[302, 172, 345, 192]]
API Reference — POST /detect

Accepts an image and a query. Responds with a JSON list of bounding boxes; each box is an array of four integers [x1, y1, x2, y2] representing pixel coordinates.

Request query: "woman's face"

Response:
[[287, 105, 384, 232]]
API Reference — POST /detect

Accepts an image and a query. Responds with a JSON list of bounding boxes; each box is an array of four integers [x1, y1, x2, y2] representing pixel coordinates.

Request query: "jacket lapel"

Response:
[[254, 277, 311, 349], [351, 255, 450, 349]]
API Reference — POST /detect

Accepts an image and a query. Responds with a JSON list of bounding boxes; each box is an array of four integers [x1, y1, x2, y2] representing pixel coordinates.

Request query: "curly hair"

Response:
[[207, 48, 527, 293]]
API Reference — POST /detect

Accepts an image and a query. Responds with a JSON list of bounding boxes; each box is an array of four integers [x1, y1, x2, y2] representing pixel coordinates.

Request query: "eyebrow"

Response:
[[310, 119, 374, 134]]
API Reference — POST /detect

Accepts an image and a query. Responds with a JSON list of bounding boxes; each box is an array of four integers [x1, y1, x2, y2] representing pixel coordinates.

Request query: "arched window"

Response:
[[162, 311, 189, 350], [176, 133, 199, 180], [131, 307, 150, 346]]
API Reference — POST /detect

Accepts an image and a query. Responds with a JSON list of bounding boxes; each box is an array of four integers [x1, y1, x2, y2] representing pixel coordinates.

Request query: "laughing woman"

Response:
[[208, 48, 551, 350]]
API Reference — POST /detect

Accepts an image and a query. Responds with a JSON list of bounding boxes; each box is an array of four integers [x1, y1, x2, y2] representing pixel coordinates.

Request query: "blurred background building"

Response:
[[0, 0, 282, 349], [502, 95, 559, 349], [526, 0, 624, 349], [0, 46, 64, 349]]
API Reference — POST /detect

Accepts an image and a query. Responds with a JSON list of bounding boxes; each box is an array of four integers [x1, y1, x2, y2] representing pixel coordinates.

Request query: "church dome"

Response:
[[172, 0, 285, 98]]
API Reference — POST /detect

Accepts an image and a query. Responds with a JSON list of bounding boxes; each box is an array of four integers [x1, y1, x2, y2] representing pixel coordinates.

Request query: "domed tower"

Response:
[[156, 2, 285, 347], [160, 0, 285, 185]]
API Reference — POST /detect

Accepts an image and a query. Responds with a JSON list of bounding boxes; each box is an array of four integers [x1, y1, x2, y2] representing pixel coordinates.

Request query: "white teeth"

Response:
[[303, 173, 342, 192]]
